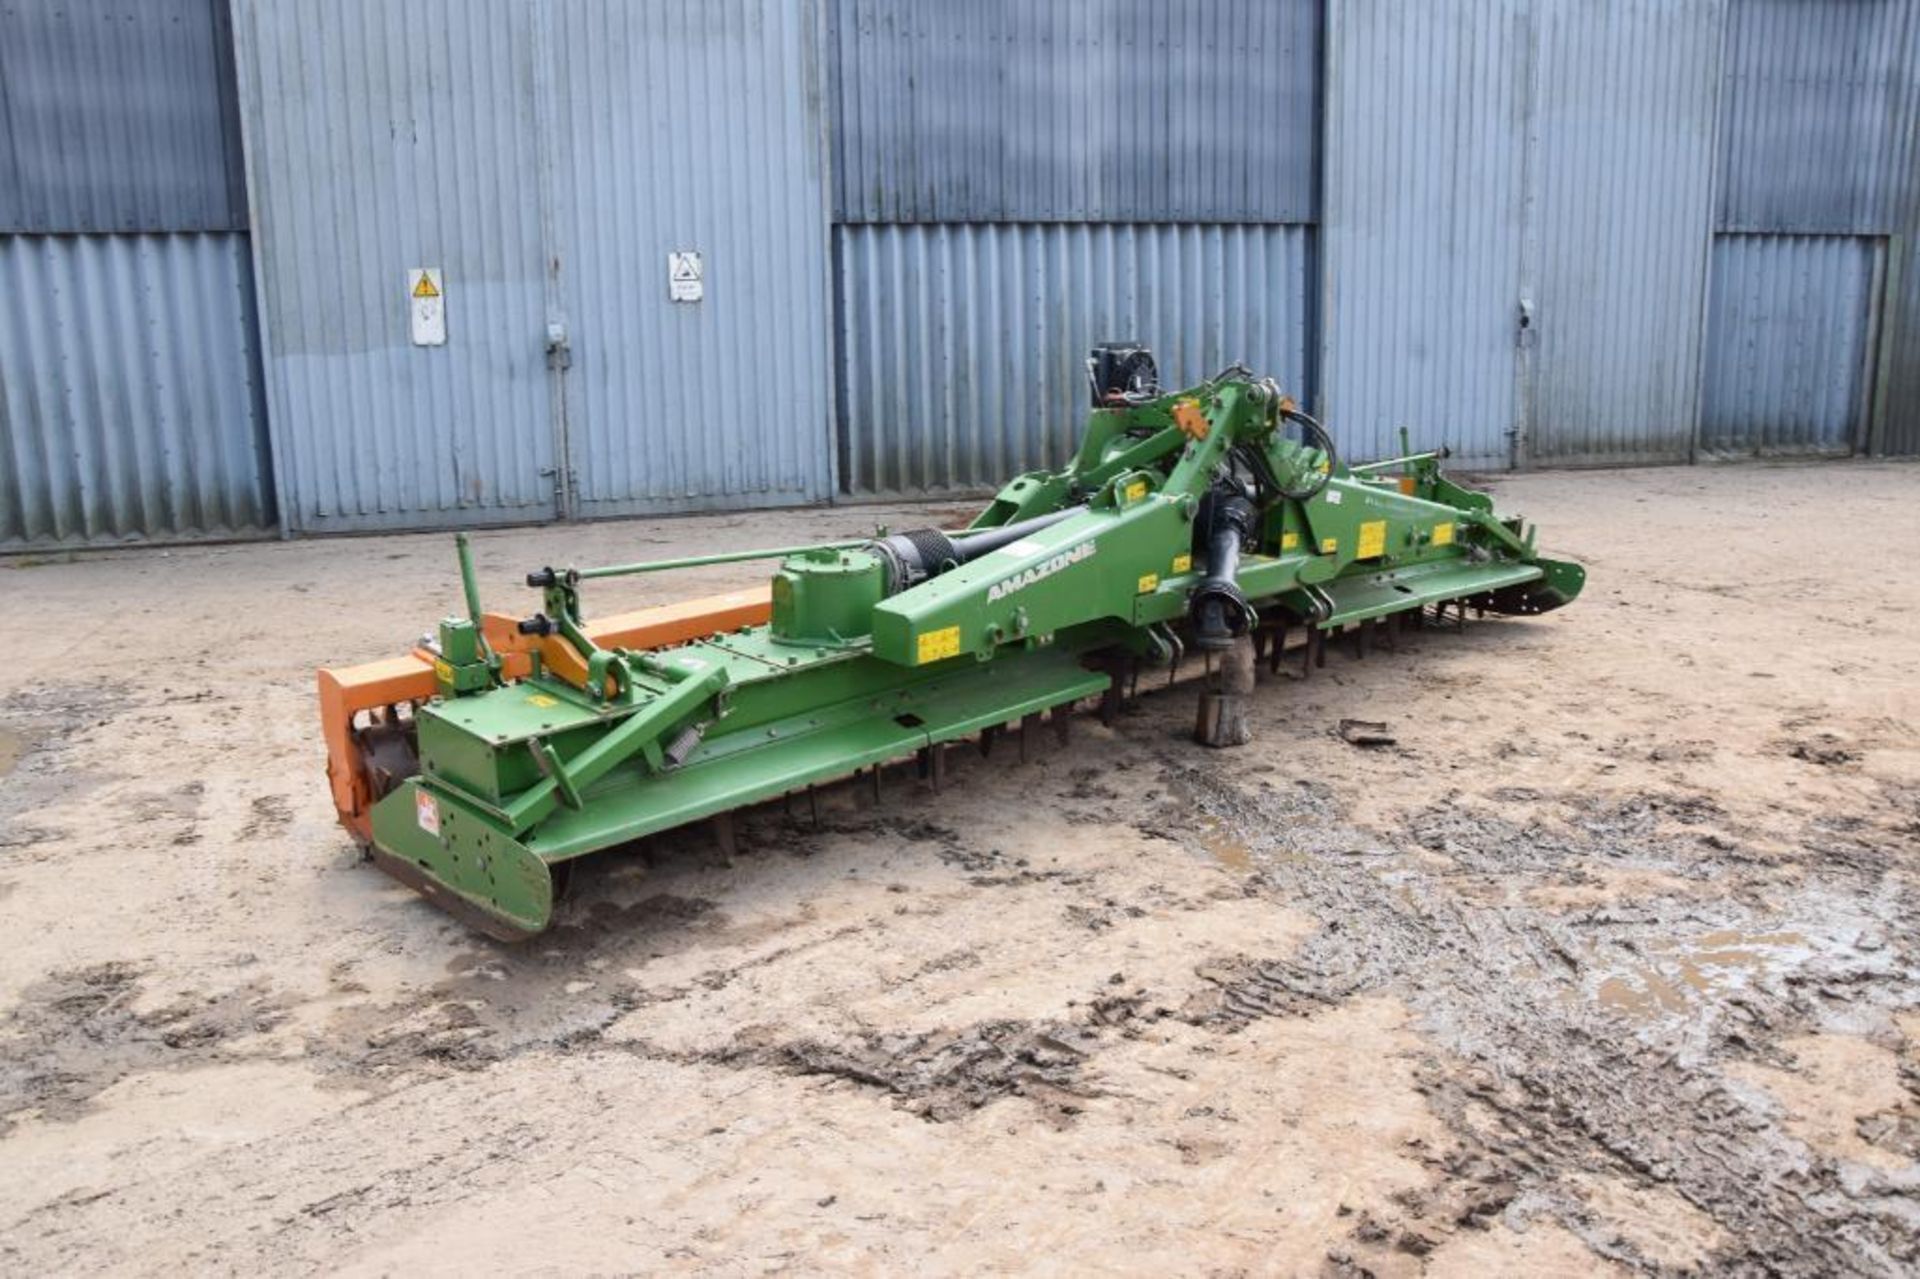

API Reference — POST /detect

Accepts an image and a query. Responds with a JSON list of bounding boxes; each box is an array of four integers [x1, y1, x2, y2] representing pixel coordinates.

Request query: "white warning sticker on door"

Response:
[[415, 788, 441, 836], [668, 251, 703, 302], [408, 268, 446, 346]]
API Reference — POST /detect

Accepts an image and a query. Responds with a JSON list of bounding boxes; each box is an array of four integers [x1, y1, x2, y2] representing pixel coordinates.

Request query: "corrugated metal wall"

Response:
[[1889, 206, 1920, 456], [829, 0, 1322, 494], [0, 0, 270, 550], [827, 0, 1320, 224], [1524, 0, 1725, 465], [1702, 234, 1883, 456], [1712, 0, 1920, 457], [8, 1, 1917, 551], [0, 0, 247, 233], [1319, 0, 1531, 470], [1717, 0, 1914, 235], [835, 222, 1314, 493], [0, 234, 272, 546], [547, 0, 834, 517]]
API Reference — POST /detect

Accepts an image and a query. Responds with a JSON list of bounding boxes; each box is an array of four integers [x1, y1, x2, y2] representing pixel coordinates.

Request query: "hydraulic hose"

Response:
[[1276, 407, 1339, 501], [948, 507, 1086, 559]]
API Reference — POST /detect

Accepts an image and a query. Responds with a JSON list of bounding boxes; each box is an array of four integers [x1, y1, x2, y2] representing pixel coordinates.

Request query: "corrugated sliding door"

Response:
[[1524, 0, 1725, 465], [236, 0, 834, 532], [234, 0, 561, 533], [1320, 0, 1532, 469], [546, 0, 834, 517]]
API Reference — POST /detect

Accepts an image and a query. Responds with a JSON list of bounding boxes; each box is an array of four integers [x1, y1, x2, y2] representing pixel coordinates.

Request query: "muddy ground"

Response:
[[0, 461, 1916, 1275]]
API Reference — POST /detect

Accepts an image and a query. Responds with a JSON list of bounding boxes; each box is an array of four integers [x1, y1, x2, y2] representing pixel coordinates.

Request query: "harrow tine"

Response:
[[1051, 703, 1072, 746], [1098, 653, 1126, 727], [1019, 712, 1043, 763], [917, 743, 945, 793], [712, 810, 738, 867]]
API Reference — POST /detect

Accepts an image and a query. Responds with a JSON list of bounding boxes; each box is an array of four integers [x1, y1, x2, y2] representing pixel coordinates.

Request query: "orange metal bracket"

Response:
[[317, 653, 436, 845], [317, 584, 772, 843]]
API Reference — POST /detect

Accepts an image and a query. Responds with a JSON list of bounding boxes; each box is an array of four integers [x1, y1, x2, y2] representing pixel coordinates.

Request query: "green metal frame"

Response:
[[367, 367, 1584, 938]]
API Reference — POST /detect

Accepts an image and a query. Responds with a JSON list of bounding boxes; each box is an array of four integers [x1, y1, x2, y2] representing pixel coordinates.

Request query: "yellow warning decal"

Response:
[[1137, 572, 1159, 594], [1280, 531, 1300, 551], [432, 658, 453, 684], [1171, 553, 1192, 573], [526, 693, 559, 708], [1357, 519, 1387, 559], [1432, 521, 1454, 547], [1320, 536, 1339, 554], [1123, 478, 1148, 503], [916, 625, 962, 665], [412, 272, 440, 298]]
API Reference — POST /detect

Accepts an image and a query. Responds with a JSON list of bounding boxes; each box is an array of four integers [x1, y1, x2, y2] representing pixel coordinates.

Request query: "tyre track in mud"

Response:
[[1167, 762, 1920, 1275]]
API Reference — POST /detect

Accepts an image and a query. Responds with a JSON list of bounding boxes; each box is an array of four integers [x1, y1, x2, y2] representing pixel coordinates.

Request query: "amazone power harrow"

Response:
[[319, 347, 1583, 939]]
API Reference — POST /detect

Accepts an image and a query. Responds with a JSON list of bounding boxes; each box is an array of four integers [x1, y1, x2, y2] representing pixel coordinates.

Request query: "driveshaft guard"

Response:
[[869, 499, 1189, 667]]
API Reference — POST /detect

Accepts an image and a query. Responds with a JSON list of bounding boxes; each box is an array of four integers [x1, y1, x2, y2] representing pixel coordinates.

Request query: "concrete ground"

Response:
[[0, 461, 1916, 1275]]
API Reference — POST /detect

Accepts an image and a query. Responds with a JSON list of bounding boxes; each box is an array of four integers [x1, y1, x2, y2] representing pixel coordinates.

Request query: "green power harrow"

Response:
[[319, 347, 1583, 939]]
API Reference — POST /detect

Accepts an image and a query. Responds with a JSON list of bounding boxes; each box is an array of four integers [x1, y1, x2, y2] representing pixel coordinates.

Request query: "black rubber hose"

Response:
[[1277, 407, 1339, 501], [948, 505, 1087, 562]]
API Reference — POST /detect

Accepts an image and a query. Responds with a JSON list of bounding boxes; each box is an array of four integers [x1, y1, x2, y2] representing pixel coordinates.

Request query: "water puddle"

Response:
[[1195, 816, 1252, 873], [1591, 929, 1815, 1024]]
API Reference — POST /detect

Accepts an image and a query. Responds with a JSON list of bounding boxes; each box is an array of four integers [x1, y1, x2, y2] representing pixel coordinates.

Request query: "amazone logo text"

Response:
[[986, 541, 1096, 602]]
